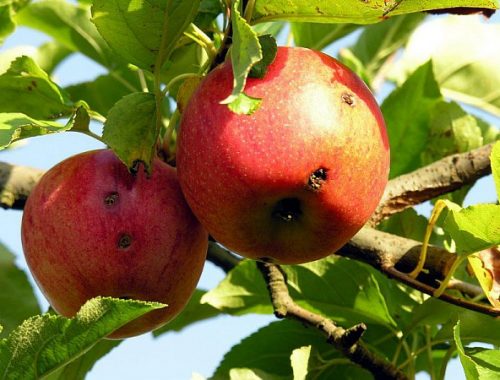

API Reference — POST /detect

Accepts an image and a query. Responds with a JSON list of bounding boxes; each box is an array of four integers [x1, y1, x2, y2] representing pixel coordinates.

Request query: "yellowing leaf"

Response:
[[468, 247, 500, 309]]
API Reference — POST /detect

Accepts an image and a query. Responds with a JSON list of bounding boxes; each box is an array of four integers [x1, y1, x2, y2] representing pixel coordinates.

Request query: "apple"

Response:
[[177, 46, 389, 265], [21, 149, 208, 339]]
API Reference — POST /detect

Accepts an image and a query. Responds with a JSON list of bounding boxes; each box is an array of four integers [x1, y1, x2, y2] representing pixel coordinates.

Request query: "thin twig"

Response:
[[257, 262, 408, 380], [0, 162, 44, 210]]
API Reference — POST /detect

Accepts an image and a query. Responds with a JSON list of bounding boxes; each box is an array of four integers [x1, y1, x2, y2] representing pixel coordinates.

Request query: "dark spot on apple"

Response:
[[118, 233, 132, 249], [119, 296, 131, 300], [341, 92, 355, 106], [308, 168, 328, 191], [272, 198, 302, 222], [104, 192, 119, 206]]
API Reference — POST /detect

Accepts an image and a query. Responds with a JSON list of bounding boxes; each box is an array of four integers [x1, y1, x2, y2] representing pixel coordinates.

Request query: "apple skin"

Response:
[[21, 149, 208, 339], [177, 46, 389, 265]]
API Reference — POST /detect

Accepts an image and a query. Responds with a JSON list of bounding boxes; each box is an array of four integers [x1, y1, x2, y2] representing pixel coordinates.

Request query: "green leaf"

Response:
[[0, 243, 40, 338], [421, 101, 484, 204], [203, 258, 407, 328], [393, 15, 500, 117], [44, 340, 121, 380], [195, 0, 223, 30], [201, 261, 272, 315], [212, 320, 371, 380], [0, 106, 91, 150], [227, 93, 262, 115], [291, 23, 358, 51], [492, 142, 500, 197], [454, 322, 476, 380], [211, 320, 328, 379], [422, 102, 483, 166], [161, 43, 207, 97], [347, 13, 426, 86], [444, 204, 500, 255], [250, 0, 498, 24], [0, 6, 15, 45], [0, 114, 62, 149], [222, 0, 262, 111], [0, 42, 71, 76], [433, 301, 500, 346], [102, 92, 157, 173], [286, 258, 401, 327], [65, 68, 143, 116], [290, 346, 312, 380], [0, 55, 74, 120], [0, 297, 165, 380], [249, 35, 277, 79], [153, 289, 221, 336], [453, 321, 500, 380], [92, 0, 200, 71], [35, 41, 73, 75], [378, 208, 428, 242], [15, 0, 114, 67], [228, 368, 283, 380], [381, 61, 442, 178], [463, 346, 500, 380]]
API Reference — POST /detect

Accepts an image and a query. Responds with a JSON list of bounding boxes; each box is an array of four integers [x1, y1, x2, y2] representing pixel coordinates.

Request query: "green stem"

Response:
[[163, 109, 180, 153], [425, 326, 436, 380], [153, 0, 174, 143], [433, 256, 467, 298], [166, 73, 200, 94], [79, 129, 105, 144], [243, 0, 256, 23], [137, 69, 149, 92], [184, 23, 217, 61], [437, 345, 456, 380]]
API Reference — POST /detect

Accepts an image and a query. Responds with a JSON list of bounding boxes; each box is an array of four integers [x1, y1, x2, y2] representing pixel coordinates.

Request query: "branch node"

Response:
[[339, 323, 367, 348]]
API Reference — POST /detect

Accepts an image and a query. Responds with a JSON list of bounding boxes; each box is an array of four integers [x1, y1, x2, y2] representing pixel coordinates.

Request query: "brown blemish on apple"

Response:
[[272, 198, 302, 222], [104, 192, 119, 206], [341, 92, 355, 106], [307, 168, 328, 191], [118, 233, 132, 249]]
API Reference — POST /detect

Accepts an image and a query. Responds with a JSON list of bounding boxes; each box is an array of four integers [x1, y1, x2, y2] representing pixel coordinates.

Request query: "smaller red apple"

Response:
[[21, 149, 208, 339]]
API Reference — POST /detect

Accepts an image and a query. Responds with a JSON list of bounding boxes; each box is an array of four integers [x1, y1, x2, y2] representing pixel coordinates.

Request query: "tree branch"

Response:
[[0, 162, 44, 210], [338, 227, 500, 317], [2, 153, 496, 316], [370, 143, 494, 225], [257, 261, 408, 380]]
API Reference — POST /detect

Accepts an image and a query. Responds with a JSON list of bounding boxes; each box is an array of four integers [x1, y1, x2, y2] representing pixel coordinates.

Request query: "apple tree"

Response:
[[1, 1, 500, 379]]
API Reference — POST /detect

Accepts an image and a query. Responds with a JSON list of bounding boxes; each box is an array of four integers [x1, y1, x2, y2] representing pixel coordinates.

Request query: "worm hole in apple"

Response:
[[104, 192, 119, 207], [307, 168, 328, 191], [118, 233, 133, 249], [341, 92, 355, 106]]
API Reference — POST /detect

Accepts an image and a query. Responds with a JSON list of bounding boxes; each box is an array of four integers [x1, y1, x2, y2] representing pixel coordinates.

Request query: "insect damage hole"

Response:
[[104, 192, 119, 207], [341, 92, 356, 106], [272, 198, 302, 222], [307, 168, 328, 191], [118, 233, 133, 250]]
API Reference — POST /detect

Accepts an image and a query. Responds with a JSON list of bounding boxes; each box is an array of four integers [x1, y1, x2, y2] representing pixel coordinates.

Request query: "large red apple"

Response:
[[177, 46, 389, 264], [21, 150, 208, 338]]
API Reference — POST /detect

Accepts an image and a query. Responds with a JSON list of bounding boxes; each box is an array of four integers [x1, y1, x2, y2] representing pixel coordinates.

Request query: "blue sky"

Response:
[[1, 9, 499, 380]]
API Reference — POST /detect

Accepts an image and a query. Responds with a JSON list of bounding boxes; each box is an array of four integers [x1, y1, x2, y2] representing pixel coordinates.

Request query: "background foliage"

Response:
[[0, 0, 499, 379]]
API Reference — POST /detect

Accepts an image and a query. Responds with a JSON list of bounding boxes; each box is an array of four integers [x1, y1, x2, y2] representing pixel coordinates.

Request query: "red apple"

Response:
[[177, 46, 389, 264], [21, 149, 208, 339]]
